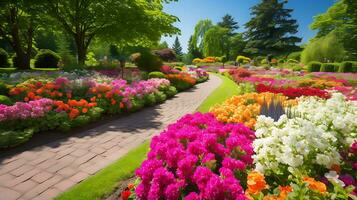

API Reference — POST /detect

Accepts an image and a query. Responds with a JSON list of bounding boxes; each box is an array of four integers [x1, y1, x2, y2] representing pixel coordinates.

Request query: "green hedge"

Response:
[[307, 61, 322, 72], [148, 71, 165, 79], [339, 61, 353, 73], [320, 63, 338, 72]]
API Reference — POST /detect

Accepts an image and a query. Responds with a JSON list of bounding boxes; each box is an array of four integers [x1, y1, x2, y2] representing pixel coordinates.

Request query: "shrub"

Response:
[[154, 91, 166, 103], [153, 48, 176, 62], [132, 50, 163, 72], [320, 63, 336, 72], [148, 71, 165, 79], [236, 55, 251, 64], [0, 95, 12, 105], [0, 48, 10, 68], [339, 61, 353, 73], [278, 59, 286, 64], [292, 66, 303, 71], [287, 59, 299, 64], [34, 49, 60, 68], [307, 61, 322, 72], [0, 82, 9, 95], [287, 51, 301, 61], [0, 128, 35, 148]]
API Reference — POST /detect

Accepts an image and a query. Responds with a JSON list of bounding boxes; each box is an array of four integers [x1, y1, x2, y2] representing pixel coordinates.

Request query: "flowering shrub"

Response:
[[135, 113, 255, 200], [256, 84, 330, 99], [297, 78, 344, 89], [253, 93, 357, 177], [210, 92, 297, 128], [165, 73, 197, 91]]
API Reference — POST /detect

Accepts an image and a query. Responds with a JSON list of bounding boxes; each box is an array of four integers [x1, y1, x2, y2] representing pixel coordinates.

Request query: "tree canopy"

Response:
[[244, 0, 301, 56], [217, 14, 239, 35], [172, 36, 183, 57]]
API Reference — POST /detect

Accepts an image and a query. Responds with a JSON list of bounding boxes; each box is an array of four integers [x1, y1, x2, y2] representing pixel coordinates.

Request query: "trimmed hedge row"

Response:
[[307, 61, 357, 73]]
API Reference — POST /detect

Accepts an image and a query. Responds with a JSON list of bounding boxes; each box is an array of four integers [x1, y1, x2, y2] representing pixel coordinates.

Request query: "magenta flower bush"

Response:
[[0, 98, 53, 122], [135, 113, 255, 200]]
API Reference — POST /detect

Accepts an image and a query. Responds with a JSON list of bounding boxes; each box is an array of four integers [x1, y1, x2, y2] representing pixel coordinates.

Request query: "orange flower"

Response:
[[36, 88, 43, 94], [119, 102, 125, 109], [24, 97, 29, 102], [111, 99, 116, 105], [88, 103, 97, 107], [28, 92, 36, 99], [128, 183, 135, 190], [302, 176, 327, 194], [69, 108, 80, 119], [247, 171, 268, 195], [279, 185, 293, 199], [82, 108, 88, 113], [90, 96, 96, 102]]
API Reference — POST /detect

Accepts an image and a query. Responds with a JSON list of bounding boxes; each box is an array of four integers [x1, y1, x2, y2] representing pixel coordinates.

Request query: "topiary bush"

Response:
[[148, 71, 165, 79], [132, 50, 163, 72], [320, 63, 336, 72], [287, 51, 301, 61], [0, 95, 12, 105], [307, 61, 322, 72], [339, 61, 353, 73], [34, 49, 60, 68], [0, 82, 9, 95], [0, 48, 10, 68], [236, 55, 251, 65]]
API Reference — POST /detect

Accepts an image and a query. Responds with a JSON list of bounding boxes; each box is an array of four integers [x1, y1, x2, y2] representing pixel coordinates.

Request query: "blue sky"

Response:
[[162, 0, 335, 53]]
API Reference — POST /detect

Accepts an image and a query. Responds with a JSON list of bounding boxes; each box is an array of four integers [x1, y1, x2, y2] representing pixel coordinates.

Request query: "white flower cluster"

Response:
[[253, 93, 357, 175]]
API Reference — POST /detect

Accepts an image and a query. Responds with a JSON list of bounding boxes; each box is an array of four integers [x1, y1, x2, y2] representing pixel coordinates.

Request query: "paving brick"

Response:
[[54, 179, 76, 191], [69, 171, 89, 183], [72, 152, 96, 166], [34, 188, 62, 200], [22, 175, 62, 199], [31, 171, 54, 183], [10, 165, 34, 177], [70, 149, 88, 157], [0, 186, 21, 200], [0, 159, 26, 175], [6, 169, 40, 187], [57, 167, 76, 177], [13, 179, 37, 193], [0, 174, 16, 185]]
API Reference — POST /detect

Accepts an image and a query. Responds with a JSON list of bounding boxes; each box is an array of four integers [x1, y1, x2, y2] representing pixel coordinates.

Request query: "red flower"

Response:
[[256, 84, 330, 99], [121, 190, 131, 200]]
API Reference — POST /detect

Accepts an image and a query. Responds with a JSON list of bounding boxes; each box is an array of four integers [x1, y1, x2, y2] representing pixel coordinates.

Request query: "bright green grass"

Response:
[[196, 73, 240, 113], [55, 141, 150, 200], [55, 73, 237, 200]]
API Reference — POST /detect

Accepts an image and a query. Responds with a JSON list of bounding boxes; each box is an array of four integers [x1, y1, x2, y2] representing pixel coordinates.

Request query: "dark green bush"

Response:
[[144, 93, 157, 106], [0, 128, 34, 148], [339, 61, 353, 73], [34, 49, 60, 68], [133, 50, 163, 72], [307, 61, 322, 72], [351, 61, 357, 73], [163, 86, 178, 98], [0, 95, 12, 105], [320, 63, 336, 72], [148, 71, 165, 79], [0, 48, 10, 68], [0, 82, 9, 95], [154, 91, 166, 103], [287, 51, 301, 61]]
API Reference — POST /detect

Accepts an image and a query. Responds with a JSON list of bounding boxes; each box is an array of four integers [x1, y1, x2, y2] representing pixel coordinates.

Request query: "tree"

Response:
[[172, 36, 183, 58], [191, 19, 213, 53], [0, 0, 43, 69], [217, 14, 239, 35], [301, 31, 346, 64], [244, 0, 301, 56], [228, 33, 246, 60], [202, 26, 230, 57], [342, 0, 357, 58], [44, 0, 179, 65], [187, 36, 202, 59]]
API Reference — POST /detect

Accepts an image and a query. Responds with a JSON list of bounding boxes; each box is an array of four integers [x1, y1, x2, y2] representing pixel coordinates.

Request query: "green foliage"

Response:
[[34, 49, 60, 68], [339, 61, 353, 72], [244, 0, 301, 55], [307, 61, 322, 72], [162, 86, 178, 98], [217, 14, 239, 35], [85, 52, 99, 67], [0, 82, 9, 95], [154, 91, 167, 103], [320, 63, 338, 72], [301, 31, 346, 64], [148, 71, 165, 79], [0, 95, 12, 105], [133, 51, 163, 72], [203, 26, 230, 57], [236, 55, 251, 64], [228, 33, 246, 60], [0, 48, 10, 68], [287, 51, 301, 61], [0, 128, 35, 148], [191, 19, 214, 53], [172, 36, 183, 58]]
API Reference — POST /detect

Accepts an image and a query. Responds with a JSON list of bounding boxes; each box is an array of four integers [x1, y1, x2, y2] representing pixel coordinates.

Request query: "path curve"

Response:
[[0, 74, 222, 200]]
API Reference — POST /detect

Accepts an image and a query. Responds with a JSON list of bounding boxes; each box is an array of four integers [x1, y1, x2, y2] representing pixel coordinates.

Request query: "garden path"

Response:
[[0, 74, 221, 200]]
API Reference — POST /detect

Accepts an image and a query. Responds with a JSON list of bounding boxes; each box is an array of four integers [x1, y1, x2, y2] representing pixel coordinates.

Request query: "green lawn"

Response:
[[197, 73, 240, 112], [55, 73, 239, 200]]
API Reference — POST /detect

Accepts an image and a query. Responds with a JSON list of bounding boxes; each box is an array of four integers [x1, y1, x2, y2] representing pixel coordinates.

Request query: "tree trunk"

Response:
[[75, 34, 87, 65]]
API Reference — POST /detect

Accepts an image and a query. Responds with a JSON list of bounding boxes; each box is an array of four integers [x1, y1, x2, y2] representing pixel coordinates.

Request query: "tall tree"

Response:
[[191, 19, 213, 53], [217, 14, 239, 35], [228, 33, 246, 60], [187, 35, 202, 59], [172, 36, 183, 57], [44, 0, 179, 65], [244, 0, 301, 56], [342, 0, 357, 58], [202, 26, 230, 57], [0, 0, 43, 69]]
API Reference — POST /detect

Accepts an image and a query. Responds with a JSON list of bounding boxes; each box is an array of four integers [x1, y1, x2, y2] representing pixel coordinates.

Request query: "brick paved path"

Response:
[[0, 75, 221, 200]]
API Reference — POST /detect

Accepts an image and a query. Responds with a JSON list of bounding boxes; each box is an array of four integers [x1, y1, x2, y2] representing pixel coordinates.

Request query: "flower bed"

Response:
[[118, 68, 356, 199], [0, 68, 209, 148]]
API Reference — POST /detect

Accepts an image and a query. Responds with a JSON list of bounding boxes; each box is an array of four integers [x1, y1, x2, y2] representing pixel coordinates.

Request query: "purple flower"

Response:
[[339, 174, 356, 186]]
